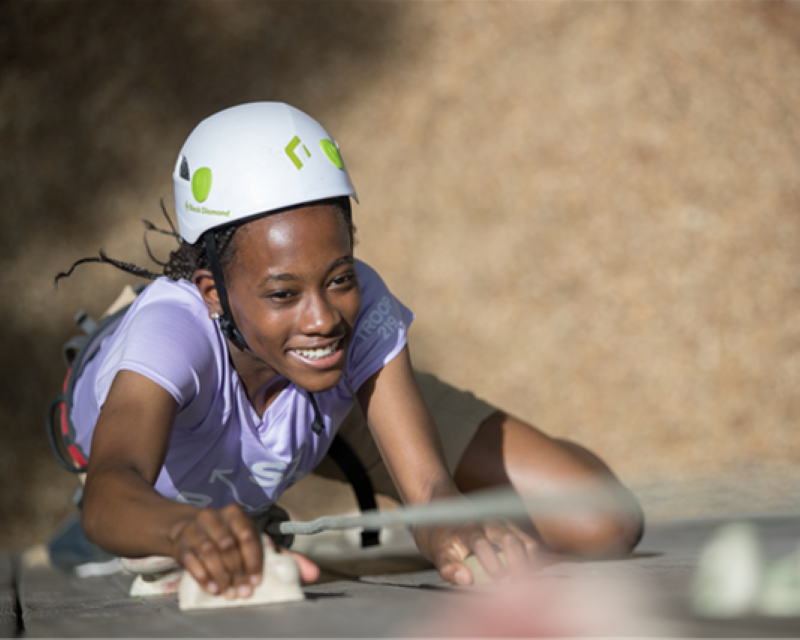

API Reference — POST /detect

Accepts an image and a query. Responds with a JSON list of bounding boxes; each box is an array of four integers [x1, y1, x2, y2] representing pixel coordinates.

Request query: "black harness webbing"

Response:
[[327, 435, 381, 547]]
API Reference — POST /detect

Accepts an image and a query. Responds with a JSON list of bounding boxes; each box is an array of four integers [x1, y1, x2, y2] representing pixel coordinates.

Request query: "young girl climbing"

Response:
[[57, 102, 643, 600]]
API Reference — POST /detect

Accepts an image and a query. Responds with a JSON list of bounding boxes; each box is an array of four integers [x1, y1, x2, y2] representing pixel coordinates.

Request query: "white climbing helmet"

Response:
[[173, 102, 358, 244]]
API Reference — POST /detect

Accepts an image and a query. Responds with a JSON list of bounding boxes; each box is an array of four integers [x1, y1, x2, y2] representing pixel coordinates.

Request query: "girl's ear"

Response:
[[193, 270, 221, 317]]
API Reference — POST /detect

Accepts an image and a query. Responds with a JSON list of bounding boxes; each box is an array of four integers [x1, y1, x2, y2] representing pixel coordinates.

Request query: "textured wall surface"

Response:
[[2, 1, 800, 548]]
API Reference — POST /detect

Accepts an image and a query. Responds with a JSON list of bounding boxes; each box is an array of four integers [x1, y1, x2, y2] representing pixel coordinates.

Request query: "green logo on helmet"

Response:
[[319, 139, 344, 169], [284, 136, 345, 170], [285, 136, 311, 170], [192, 167, 213, 202]]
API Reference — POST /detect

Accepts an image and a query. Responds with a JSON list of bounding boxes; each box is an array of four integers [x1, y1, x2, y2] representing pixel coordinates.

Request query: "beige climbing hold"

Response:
[[463, 552, 507, 586], [130, 568, 184, 596], [123, 554, 184, 597], [179, 544, 304, 610], [122, 555, 181, 576]]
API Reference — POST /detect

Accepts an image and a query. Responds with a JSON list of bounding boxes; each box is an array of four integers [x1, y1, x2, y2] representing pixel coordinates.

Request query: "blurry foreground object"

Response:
[[693, 521, 800, 617], [270, 483, 639, 536], [405, 567, 673, 637]]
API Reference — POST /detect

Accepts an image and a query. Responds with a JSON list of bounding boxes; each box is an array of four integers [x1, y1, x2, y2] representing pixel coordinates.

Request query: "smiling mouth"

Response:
[[292, 338, 343, 361]]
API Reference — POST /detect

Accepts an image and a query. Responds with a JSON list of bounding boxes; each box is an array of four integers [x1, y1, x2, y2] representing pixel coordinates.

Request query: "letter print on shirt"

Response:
[[249, 443, 307, 490], [355, 296, 402, 342], [175, 492, 213, 508]]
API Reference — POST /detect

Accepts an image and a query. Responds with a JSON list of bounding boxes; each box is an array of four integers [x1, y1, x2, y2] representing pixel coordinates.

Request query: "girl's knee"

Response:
[[565, 505, 644, 558]]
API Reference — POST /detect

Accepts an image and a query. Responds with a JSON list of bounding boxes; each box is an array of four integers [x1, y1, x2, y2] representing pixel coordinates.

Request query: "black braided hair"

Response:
[[54, 197, 356, 287]]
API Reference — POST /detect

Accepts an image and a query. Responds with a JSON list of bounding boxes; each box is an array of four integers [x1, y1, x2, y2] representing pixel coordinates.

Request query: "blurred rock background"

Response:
[[2, 1, 800, 549]]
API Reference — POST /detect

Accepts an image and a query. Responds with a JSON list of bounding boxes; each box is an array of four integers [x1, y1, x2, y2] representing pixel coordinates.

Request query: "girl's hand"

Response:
[[169, 504, 264, 599], [419, 519, 539, 586], [169, 504, 321, 599]]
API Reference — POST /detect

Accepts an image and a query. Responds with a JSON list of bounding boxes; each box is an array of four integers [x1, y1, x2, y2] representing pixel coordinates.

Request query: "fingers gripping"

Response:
[[174, 505, 264, 598], [429, 523, 480, 585], [481, 519, 537, 571], [434, 519, 539, 586]]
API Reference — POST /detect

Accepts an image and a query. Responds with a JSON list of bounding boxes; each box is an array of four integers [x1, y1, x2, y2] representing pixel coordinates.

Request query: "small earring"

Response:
[[211, 312, 221, 320]]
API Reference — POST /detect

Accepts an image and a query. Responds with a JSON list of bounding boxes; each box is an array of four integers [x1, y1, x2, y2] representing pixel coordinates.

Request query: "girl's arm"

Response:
[[356, 346, 536, 585], [81, 370, 275, 598]]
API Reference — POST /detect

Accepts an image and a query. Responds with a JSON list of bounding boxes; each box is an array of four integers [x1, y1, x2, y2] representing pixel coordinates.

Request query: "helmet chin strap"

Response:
[[203, 230, 249, 350], [203, 229, 324, 435]]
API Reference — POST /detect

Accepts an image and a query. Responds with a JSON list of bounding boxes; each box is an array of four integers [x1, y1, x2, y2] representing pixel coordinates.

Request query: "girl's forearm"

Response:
[[82, 466, 197, 558]]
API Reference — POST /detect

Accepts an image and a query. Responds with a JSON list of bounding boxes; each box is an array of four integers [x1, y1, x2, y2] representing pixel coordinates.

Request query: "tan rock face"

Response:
[[4, 2, 800, 547]]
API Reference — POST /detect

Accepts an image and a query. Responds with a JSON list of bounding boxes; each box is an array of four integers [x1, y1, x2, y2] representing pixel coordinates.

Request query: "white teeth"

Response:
[[294, 339, 340, 360]]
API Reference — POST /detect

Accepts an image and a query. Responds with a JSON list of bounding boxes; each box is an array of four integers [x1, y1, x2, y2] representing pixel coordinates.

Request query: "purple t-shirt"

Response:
[[71, 260, 413, 515]]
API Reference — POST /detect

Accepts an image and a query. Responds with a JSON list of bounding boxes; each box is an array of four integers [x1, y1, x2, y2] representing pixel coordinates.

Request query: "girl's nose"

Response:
[[301, 293, 340, 335]]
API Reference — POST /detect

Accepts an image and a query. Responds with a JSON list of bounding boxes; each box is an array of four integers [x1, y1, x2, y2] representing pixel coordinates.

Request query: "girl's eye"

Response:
[[268, 290, 294, 301], [330, 273, 355, 287]]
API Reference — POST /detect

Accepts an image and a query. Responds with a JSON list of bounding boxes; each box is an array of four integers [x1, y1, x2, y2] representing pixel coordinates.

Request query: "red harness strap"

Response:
[[59, 369, 88, 468]]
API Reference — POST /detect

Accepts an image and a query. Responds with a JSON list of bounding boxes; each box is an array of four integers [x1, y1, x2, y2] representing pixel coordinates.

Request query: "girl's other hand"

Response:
[[423, 519, 539, 586], [281, 547, 321, 584]]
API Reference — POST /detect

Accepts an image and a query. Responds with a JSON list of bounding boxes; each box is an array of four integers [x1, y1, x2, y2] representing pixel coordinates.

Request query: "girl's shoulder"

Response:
[[354, 259, 391, 302], [104, 277, 220, 373], [134, 276, 207, 310], [344, 261, 414, 392], [124, 277, 210, 329], [91, 277, 223, 409]]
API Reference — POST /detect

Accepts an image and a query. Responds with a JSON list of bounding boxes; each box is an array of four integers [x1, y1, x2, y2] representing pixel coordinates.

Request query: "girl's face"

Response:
[[223, 204, 361, 393]]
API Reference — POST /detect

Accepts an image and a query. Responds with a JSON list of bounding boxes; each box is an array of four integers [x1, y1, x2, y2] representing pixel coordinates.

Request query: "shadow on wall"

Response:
[[0, 0, 403, 548]]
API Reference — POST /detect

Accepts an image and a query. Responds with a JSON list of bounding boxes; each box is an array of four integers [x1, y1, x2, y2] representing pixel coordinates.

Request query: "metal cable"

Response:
[[268, 483, 631, 536]]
